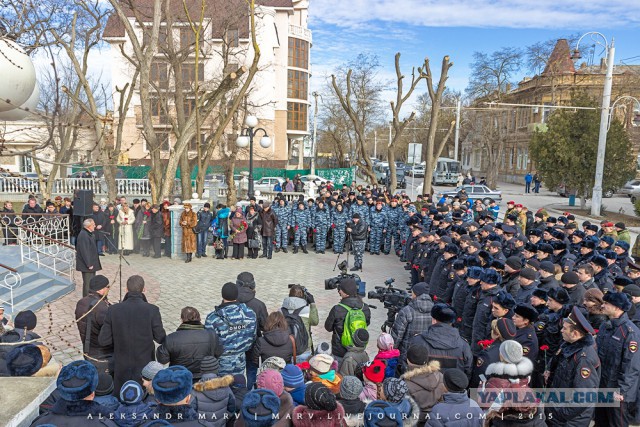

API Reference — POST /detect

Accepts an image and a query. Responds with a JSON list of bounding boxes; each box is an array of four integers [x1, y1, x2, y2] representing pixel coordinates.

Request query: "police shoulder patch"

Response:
[[523, 346, 530, 355], [630, 341, 638, 353], [580, 368, 591, 379], [477, 358, 484, 367]]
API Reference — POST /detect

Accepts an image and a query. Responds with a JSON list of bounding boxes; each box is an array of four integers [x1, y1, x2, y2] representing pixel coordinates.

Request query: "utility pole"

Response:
[[374, 129, 377, 159], [453, 99, 461, 161], [311, 91, 319, 175]]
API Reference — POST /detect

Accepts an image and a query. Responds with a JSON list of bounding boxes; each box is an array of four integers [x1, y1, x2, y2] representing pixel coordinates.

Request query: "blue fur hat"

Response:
[[600, 236, 615, 246], [481, 268, 501, 285], [120, 380, 144, 404], [616, 241, 631, 252], [242, 389, 281, 427], [495, 290, 516, 310], [467, 266, 484, 280], [364, 400, 403, 427], [153, 366, 193, 404], [6, 344, 43, 377], [603, 291, 633, 312], [602, 250, 617, 260], [614, 276, 634, 288], [57, 360, 99, 401], [444, 243, 459, 255], [431, 303, 457, 323]]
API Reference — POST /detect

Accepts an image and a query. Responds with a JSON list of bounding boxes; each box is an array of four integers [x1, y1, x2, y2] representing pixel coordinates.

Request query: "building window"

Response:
[[150, 61, 169, 90], [181, 99, 196, 117], [179, 27, 203, 51], [287, 70, 308, 99], [189, 133, 207, 152], [150, 97, 168, 123], [155, 132, 170, 151], [143, 27, 168, 47], [287, 102, 307, 131], [181, 63, 205, 90], [288, 38, 308, 69], [225, 29, 239, 47]]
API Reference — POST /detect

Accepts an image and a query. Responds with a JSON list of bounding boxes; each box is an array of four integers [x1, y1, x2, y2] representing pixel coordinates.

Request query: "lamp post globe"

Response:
[[259, 136, 272, 149], [245, 115, 259, 128], [0, 39, 37, 112], [236, 135, 250, 148]]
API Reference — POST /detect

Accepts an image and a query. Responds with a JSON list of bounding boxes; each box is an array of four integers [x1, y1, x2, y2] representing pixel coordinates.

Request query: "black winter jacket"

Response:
[[349, 219, 367, 241], [471, 286, 501, 355], [237, 286, 268, 336], [410, 323, 473, 377], [156, 322, 221, 380], [391, 293, 434, 357], [75, 228, 102, 273], [251, 329, 294, 364], [324, 296, 372, 357], [75, 292, 113, 357]]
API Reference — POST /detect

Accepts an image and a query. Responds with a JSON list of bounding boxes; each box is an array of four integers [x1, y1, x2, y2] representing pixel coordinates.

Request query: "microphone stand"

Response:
[[97, 229, 129, 302]]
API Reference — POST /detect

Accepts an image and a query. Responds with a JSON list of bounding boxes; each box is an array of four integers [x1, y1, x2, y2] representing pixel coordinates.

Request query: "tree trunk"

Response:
[[225, 160, 237, 207], [180, 151, 192, 200], [102, 163, 117, 203], [387, 148, 396, 193]]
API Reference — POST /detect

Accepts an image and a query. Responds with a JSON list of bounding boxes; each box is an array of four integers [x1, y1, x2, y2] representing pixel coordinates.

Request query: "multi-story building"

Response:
[[461, 39, 640, 183], [102, 0, 312, 165]]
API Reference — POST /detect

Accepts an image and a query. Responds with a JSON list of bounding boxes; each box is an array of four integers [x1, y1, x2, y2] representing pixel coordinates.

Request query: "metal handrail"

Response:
[[0, 263, 17, 273]]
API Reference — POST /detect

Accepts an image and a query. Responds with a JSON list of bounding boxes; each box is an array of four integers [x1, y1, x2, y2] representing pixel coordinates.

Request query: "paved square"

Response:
[[44, 250, 409, 365]]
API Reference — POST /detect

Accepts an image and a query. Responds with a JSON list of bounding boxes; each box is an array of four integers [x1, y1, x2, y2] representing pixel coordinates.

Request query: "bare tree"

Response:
[[466, 47, 522, 102], [330, 53, 385, 184], [386, 53, 425, 192], [419, 56, 456, 197], [108, 0, 260, 202]]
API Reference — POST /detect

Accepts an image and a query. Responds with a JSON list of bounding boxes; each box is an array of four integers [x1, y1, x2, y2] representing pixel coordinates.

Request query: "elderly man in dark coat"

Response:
[[98, 275, 166, 393], [75, 218, 102, 297], [75, 275, 113, 374]]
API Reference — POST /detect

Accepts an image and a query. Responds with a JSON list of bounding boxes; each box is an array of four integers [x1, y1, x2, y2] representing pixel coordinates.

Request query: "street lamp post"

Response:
[[236, 115, 271, 198], [572, 32, 615, 217]]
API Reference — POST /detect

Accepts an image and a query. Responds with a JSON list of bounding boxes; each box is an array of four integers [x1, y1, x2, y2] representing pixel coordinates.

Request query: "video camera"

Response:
[[325, 261, 365, 296], [367, 278, 412, 332]]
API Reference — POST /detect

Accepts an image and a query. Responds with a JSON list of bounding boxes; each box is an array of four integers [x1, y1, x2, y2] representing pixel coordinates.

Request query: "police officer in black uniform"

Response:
[[513, 303, 539, 363], [594, 291, 640, 427], [546, 306, 601, 427]]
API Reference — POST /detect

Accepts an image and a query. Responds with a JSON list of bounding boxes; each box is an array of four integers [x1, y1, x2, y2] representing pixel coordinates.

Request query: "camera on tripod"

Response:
[[367, 278, 412, 332], [325, 261, 365, 296]]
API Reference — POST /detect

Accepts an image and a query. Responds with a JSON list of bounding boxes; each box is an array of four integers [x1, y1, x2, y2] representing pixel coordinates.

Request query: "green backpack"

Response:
[[339, 303, 368, 347]]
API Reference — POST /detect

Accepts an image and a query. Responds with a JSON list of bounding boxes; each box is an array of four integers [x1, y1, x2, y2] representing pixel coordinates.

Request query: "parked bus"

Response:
[[430, 157, 461, 185]]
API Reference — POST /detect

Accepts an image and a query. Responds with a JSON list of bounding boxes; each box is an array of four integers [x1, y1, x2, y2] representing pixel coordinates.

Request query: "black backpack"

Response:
[[281, 307, 309, 355]]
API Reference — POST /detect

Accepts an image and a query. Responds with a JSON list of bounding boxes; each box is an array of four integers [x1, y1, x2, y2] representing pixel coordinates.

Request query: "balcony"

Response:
[[289, 24, 312, 43]]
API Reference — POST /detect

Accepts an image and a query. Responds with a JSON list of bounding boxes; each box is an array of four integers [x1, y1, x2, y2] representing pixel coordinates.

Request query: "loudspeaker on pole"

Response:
[[73, 189, 94, 217]]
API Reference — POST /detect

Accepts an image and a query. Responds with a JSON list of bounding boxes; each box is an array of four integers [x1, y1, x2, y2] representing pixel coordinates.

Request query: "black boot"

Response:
[[185, 253, 192, 263], [224, 248, 229, 258], [293, 247, 298, 254], [302, 246, 308, 254], [350, 265, 360, 271], [282, 247, 288, 253], [275, 247, 281, 253]]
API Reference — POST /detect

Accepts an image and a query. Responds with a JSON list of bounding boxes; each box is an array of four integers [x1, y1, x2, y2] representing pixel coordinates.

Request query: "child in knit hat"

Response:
[[281, 364, 306, 406], [337, 376, 366, 424], [339, 328, 370, 377], [115, 380, 155, 427], [373, 333, 400, 379], [256, 369, 295, 423], [360, 360, 386, 402], [307, 354, 343, 394], [381, 378, 419, 423]]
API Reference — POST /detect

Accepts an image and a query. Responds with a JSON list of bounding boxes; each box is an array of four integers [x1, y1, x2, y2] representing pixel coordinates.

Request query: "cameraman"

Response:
[[282, 285, 318, 362], [346, 213, 367, 271], [324, 278, 371, 362], [390, 282, 434, 371]]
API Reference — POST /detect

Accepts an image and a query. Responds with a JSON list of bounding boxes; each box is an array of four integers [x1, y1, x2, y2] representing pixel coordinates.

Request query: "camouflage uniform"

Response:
[[313, 204, 331, 253], [273, 201, 292, 250], [349, 200, 370, 224], [331, 205, 350, 253], [369, 205, 388, 254], [205, 302, 257, 376], [384, 202, 403, 255], [292, 204, 311, 249]]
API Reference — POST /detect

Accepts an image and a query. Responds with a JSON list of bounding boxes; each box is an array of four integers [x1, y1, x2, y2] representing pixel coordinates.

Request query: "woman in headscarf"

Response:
[[230, 207, 248, 260]]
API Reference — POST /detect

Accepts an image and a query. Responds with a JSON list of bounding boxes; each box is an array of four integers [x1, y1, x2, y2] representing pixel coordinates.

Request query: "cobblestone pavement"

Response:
[[40, 248, 408, 365]]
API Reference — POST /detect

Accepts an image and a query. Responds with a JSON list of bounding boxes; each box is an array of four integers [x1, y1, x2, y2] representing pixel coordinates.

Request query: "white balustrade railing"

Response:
[[289, 24, 312, 42], [18, 214, 75, 279], [0, 266, 21, 312]]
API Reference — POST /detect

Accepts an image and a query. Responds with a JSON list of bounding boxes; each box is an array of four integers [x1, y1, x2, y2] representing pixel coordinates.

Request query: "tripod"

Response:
[[98, 230, 129, 302]]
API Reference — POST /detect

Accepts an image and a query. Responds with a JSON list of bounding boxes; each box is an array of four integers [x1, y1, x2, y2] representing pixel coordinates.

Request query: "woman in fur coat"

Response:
[[180, 203, 198, 263]]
